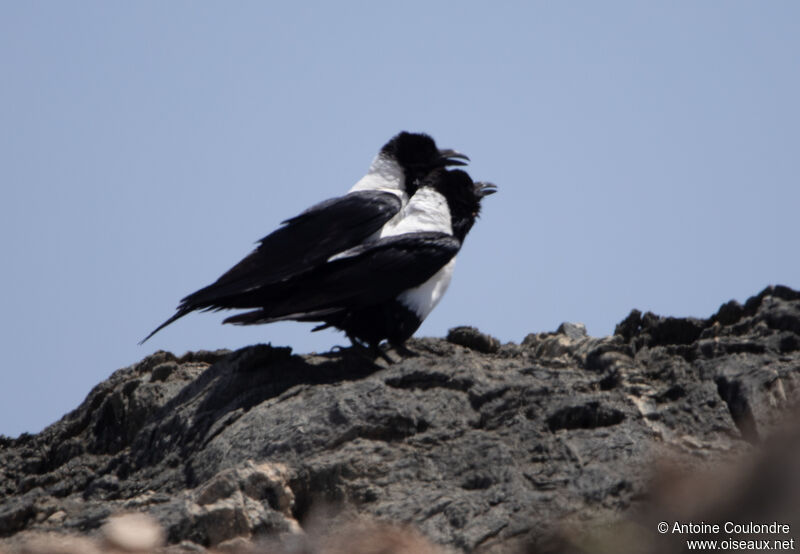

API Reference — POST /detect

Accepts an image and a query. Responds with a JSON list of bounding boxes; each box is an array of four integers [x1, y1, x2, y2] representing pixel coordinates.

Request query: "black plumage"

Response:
[[222, 169, 497, 351], [141, 132, 467, 344], [222, 232, 460, 325]]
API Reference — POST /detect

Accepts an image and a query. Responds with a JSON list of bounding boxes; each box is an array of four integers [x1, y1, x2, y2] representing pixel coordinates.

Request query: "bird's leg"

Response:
[[331, 334, 396, 364], [329, 333, 367, 355], [390, 342, 418, 358], [331, 334, 387, 362], [345, 334, 360, 347], [372, 343, 396, 364]]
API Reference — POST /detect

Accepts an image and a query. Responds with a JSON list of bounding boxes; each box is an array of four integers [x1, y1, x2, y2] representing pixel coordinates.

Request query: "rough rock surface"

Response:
[[1, 285, 799, 552]]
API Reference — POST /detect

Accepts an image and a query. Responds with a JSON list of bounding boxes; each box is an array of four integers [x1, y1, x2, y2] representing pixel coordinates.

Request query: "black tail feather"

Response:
[[224, 307, 344, 327], [223, 309, 270, 326], [139, 307, 193, 345]]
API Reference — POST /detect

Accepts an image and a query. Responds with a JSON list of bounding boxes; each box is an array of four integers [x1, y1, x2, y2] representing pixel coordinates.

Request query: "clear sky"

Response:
[[2, 2, 798, 437]]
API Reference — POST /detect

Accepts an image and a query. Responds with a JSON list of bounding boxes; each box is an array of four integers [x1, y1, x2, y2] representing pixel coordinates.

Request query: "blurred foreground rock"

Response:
[[1, 285, 799, 553]]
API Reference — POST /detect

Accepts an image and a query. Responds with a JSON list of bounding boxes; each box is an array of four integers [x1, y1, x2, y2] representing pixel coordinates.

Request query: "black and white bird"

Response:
[[222, 169, 497, 354], [141, 132, 468, 344]]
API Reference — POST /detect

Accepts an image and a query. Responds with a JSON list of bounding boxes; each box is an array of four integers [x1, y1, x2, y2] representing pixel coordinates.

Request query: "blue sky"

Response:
[[2, 2, 798, 437]]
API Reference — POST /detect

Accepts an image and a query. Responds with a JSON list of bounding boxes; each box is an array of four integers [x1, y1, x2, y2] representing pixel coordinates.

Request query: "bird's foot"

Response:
[[372, 344, 396, 364], [331, 335, 400, 364], [329, 340, 391, 364], [389, 342, 418, 358]]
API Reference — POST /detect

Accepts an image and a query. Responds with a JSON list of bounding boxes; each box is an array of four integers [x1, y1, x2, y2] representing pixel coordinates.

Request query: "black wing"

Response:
[[186, 190, 403, 304], [223, 232, 461, 325], [140, 190, 402, 343]]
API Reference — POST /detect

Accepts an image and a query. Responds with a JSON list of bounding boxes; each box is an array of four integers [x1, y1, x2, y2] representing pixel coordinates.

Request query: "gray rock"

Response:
[[556, 322, 587, 340], [1, 286, 799, 552], [446, 326, 501, 354]]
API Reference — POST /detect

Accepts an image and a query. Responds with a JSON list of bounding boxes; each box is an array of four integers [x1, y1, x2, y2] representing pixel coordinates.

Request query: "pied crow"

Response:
[[223, 169, 497, 352], [141, 132, 467, 343]]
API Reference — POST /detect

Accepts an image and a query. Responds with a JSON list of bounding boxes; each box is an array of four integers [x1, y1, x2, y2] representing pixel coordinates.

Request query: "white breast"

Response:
[[380, 187, 452, 238], [397, 257, 457, 320]]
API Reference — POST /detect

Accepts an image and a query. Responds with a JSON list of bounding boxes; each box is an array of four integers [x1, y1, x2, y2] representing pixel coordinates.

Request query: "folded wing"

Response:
[[223, 231, 461, 325], [140, 190, 402, 343]]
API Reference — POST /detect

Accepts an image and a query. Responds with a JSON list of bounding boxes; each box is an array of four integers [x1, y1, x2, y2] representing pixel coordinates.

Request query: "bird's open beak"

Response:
[[438, 148, 470, 167], [475, 182, 498, 197]]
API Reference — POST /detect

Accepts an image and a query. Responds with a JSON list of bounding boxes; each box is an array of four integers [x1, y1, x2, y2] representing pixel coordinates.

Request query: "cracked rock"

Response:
[[0, 286, 799, 552]]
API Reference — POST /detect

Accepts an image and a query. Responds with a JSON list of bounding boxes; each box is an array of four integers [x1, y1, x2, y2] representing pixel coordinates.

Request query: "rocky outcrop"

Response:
[[1, 285, 799, 553]]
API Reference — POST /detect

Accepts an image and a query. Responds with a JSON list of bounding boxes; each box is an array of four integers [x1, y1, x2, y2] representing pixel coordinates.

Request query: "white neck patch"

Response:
[[348, 153, 406, 195], [380, 186, 452, 238]]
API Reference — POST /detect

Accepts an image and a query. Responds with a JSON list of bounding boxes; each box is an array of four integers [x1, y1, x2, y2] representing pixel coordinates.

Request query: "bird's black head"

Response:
[[422, 168, 497, 242], [380, 132, 469, 194]]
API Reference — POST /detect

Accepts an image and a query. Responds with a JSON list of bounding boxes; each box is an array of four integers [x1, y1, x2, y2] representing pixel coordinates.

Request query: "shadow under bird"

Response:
[[141, 132, 468, 344], [224, 168, 497, 355]]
